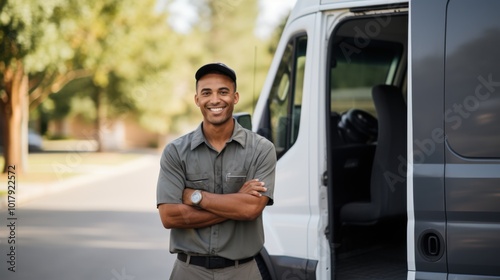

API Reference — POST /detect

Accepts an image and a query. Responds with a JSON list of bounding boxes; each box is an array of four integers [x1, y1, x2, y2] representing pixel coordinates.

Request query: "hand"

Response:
[[238, 179, 267, 197]]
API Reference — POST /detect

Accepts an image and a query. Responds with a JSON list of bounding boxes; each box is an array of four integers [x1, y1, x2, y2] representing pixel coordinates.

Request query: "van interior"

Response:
[[326, 10, 409, 280]]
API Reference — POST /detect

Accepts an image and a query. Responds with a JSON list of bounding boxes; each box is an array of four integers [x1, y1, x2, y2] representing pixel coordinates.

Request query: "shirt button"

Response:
[[211, 249, 216, 254]]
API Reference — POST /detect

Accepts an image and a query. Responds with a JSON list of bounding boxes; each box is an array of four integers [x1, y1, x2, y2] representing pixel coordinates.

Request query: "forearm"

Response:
[[199, 192, 268, 221], [158, 203, 227, 229]]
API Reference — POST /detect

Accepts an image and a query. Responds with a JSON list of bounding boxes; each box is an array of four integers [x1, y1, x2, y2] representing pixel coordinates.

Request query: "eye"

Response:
[[219, 91, 229, 96]]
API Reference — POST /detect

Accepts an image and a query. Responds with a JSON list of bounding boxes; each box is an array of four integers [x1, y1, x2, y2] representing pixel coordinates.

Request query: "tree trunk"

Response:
[[0, 60, 28, 174], [95, 88, 106, 152]]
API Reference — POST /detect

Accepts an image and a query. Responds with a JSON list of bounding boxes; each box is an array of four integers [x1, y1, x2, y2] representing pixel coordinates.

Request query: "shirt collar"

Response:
[[191, 118, 247, 150]]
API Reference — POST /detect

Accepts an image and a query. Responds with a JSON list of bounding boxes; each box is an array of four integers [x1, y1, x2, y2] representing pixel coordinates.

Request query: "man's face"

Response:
[[195, 73, 239, 126]]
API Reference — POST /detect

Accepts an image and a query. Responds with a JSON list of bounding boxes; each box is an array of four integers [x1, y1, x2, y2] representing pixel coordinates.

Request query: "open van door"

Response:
[[253, 10, 322, 280]]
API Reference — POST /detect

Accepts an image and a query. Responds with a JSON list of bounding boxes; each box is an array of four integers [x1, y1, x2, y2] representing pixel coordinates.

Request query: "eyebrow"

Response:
[[200, 86, 231, 92]]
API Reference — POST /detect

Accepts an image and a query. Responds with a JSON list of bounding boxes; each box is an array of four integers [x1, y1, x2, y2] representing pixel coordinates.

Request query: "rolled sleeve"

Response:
[[156, 143, 185, 207], [253, 139, 276, 205]]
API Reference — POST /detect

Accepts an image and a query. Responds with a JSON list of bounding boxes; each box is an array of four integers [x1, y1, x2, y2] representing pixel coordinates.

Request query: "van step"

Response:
[[336, 245, 406, 280]]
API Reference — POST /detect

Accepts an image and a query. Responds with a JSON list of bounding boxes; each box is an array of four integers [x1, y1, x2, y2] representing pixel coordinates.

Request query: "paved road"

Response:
[[0, 153, 175, 280]]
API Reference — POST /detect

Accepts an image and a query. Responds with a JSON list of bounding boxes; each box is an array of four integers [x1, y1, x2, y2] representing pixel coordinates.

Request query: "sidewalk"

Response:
[[0, 145, 161, 208]]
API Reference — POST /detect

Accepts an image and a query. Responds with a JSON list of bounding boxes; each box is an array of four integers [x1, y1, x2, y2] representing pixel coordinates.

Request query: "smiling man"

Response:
[[156, 63, 277, 279]]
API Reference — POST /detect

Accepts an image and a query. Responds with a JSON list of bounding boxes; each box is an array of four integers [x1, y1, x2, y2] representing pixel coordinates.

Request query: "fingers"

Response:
[[240, 179, 267, 197], [249, 186, 267, 197], [250, 191, 262, 197], [251, 188, 267, 197], [242, 179, 265, 189]]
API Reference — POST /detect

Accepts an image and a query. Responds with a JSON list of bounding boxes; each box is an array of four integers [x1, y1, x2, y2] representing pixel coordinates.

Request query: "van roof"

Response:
[[288, 0, 409, 22]]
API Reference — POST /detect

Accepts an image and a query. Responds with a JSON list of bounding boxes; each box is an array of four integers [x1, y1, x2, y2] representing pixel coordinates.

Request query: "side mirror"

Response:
[[233, 112, 252, 130]]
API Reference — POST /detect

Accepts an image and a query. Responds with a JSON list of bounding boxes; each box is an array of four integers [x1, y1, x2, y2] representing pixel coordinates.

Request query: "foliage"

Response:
[[161, 0, 274, 126], [0, 0, 68, 68], [267, 13, 289, 56], [0, 0, 69, 172], [27, 0, 184, 134], [66, 0, 180, 133], [2, 0, 291, 148]]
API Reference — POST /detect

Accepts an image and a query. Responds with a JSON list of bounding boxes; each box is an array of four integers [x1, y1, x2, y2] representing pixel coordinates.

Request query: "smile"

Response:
[[209, 107, 224, 112]]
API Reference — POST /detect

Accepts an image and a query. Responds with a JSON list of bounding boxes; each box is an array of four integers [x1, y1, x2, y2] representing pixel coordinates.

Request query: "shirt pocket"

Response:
[[185, 173, 210, 190], [225, 172, 247, 191]]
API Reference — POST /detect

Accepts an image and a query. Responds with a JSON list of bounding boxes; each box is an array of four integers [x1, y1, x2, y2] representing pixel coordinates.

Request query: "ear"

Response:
[[194, 94, 200, 107], [234, 91, 240, 104]]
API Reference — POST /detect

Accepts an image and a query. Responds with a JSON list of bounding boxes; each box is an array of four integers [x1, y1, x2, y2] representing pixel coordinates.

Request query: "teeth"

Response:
[[210, 108, 223, 112]]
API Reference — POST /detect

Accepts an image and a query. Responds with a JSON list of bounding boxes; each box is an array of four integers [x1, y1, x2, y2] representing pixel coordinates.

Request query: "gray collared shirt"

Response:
[[156, 120, 276, 260]]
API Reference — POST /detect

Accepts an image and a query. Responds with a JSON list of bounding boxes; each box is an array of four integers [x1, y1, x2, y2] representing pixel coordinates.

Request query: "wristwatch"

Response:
[[191, 190, 203, 206]]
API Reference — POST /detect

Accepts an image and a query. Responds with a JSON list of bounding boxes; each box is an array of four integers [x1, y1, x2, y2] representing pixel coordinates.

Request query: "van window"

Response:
[[258, 35, 307, 158], [445, 0, 500, 158], [329, 19, 404, 117]]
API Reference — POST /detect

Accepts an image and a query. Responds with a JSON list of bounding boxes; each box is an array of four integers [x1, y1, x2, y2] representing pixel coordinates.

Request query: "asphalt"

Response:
[[1, 150, 161, 209], [0, 151, 173, 279]]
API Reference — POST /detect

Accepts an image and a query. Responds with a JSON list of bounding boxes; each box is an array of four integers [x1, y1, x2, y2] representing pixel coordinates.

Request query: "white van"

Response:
[[238, 0, 500, 279]]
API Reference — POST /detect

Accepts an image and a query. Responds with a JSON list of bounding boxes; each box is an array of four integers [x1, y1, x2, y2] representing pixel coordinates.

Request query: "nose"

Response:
[[209, 93, 220, 104]]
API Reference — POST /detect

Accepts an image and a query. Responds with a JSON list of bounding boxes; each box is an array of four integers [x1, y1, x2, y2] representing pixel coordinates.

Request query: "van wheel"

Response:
[[256, 254, 272, 280]]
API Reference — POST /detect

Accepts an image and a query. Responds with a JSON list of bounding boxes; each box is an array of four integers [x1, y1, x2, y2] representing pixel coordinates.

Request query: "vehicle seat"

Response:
[[340, 85, 407, 225]]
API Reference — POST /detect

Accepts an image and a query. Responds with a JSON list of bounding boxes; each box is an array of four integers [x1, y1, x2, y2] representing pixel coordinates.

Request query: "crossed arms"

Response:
[[158, 179, 268, 229]]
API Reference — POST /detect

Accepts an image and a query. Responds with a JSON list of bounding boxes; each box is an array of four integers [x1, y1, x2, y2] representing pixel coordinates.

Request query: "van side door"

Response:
[[411, 0, 500, 279], [444, 0, 500, 277]]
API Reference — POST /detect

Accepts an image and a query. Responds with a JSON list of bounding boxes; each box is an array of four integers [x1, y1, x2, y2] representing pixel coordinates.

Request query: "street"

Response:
[[0, 153, 175, 280]]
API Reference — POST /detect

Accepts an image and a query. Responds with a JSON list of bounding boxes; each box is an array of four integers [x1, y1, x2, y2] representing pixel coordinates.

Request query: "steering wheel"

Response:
[[338, 109, 378, 144]]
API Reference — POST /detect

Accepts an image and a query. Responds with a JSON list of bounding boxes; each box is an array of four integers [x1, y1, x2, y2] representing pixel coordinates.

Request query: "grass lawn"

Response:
[[0, 152, 143, 184]]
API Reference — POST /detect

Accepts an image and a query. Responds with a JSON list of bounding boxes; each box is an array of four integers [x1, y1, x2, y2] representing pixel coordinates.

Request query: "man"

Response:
[[156, 62, 276, 279]]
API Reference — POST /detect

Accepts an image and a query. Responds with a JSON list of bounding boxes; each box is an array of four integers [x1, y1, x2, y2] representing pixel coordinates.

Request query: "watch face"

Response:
[[191, 190, 202, 204]]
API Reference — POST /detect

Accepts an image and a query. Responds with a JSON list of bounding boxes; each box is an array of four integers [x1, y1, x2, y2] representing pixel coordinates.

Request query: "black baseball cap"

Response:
[[195, 63, 237, 84]]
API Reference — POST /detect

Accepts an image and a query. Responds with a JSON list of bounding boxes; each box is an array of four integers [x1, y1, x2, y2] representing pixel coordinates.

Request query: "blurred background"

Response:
[[0, 2, 298, 278], [0, 0, 296, 173]]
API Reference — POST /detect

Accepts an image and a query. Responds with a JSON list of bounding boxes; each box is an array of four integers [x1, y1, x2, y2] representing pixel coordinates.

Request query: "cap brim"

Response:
[[195, 63, 236, 82]]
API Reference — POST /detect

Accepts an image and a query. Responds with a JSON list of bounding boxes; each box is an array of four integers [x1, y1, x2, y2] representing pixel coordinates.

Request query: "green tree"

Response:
[[267, 13, 289, 56], [164, 0, 273, 129], [0, 0, 181, 171], [0, 0, 69, 173], [41, 0, 182, 149], [198, 0, 272, 113], [60, 0, 176, 151]]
